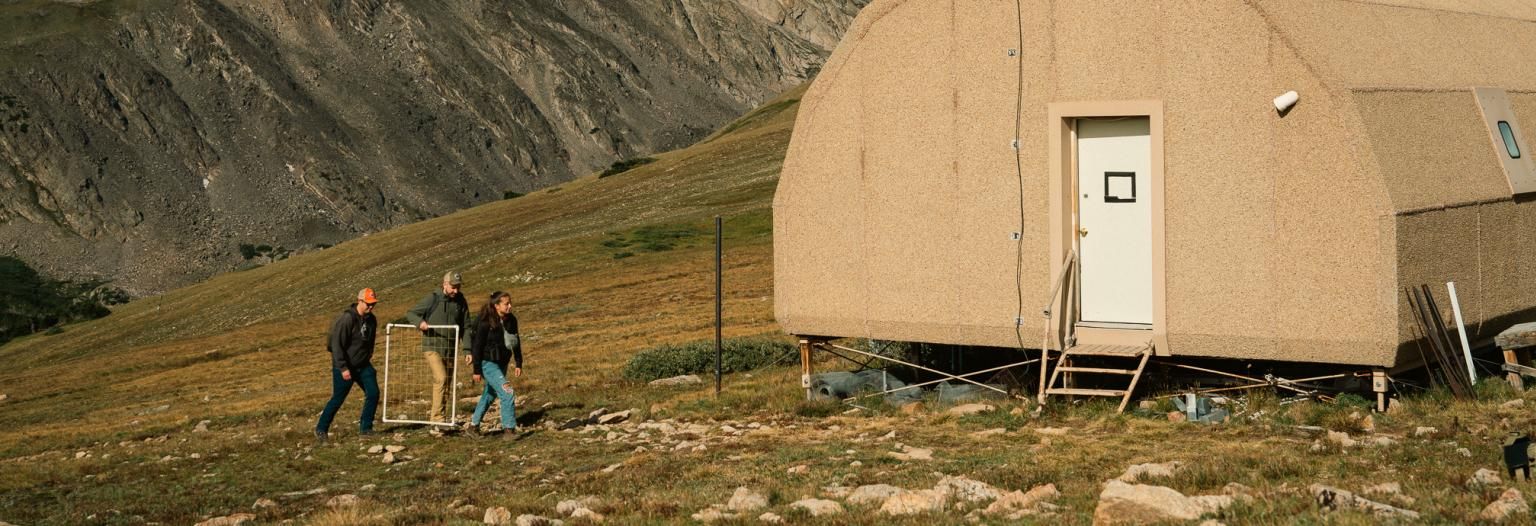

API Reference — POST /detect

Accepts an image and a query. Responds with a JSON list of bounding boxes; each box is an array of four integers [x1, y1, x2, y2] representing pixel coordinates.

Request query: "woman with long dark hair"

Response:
[[467, 290, 523, 438]]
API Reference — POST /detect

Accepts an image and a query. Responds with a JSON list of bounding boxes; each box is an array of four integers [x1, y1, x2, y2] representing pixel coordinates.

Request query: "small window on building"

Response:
[[1499, 121, 1522, 159]]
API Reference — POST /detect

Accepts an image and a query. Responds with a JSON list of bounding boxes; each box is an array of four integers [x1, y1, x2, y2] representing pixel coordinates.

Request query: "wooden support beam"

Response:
[[1372, 368, 1387, 413]]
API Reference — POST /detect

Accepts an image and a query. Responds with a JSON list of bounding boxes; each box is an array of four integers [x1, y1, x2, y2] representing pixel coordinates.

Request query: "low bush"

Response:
[[598, 156, 657, 178], [622, 336, 795, 382]]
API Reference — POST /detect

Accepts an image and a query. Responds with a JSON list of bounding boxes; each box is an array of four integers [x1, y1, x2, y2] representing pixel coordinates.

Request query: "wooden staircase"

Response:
[[1043, 343, 1152, 412]]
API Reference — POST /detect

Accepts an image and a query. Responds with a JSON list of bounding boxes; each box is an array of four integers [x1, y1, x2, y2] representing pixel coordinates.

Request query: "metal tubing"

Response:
[[1161, 362, 1313, 396], [841, 358, 1042, 402], [825, 343, 1011, 396]]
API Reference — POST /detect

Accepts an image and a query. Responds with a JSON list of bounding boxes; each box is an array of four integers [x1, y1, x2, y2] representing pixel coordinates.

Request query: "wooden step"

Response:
[[1063, 344, 1147, 357], [1057, 366, 1137, 375], [1045, 388, 1126, 397]]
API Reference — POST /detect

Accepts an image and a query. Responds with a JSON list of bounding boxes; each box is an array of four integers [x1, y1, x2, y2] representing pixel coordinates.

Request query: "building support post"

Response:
[[1372, 368, 1388, 412], [799, 338, 814, 400]]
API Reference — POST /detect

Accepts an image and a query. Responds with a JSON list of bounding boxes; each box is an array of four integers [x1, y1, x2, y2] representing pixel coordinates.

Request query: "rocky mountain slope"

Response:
[[0, 0, 864, 296]]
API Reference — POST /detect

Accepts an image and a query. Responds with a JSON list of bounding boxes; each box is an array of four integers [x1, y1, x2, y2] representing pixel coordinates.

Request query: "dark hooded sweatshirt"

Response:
[[470, 313, 522, 376], [328, 307, 378, 372]]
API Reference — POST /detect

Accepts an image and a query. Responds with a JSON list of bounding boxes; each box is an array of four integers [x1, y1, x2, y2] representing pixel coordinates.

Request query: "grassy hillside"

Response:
[[3, 83, 1535, 526]]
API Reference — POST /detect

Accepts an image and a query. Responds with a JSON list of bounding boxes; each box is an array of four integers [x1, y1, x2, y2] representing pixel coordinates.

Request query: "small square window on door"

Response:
[[1104, 171, 1137, 203]]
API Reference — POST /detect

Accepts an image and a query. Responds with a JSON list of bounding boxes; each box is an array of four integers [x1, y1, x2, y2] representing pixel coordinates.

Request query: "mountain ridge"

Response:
[[0, 0, 865, 296]]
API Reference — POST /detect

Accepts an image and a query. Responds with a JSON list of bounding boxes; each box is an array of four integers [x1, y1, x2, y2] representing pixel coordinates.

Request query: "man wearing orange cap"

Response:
[[315, 288, 381, 444]]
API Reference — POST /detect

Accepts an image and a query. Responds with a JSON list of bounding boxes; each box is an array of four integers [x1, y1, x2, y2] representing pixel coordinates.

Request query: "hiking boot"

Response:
[[314, 429, 328, 445], [428, 426, 445, 437], [463, 423, 481, 438], [359, 429, 375, 437], [501, 428, 518, 440]]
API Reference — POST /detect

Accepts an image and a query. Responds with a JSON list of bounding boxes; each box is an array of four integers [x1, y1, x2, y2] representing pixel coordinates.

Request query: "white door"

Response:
[[1075, 117, 1153, 325]]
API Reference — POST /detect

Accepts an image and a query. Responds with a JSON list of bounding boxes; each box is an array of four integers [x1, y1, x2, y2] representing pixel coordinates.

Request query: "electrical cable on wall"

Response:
[[1011, 0, 1030, 359]]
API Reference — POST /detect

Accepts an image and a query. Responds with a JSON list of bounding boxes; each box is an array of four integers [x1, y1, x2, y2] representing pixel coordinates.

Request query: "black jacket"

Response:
[[328, 307, 378, 372], [470, 313, 522, 376]]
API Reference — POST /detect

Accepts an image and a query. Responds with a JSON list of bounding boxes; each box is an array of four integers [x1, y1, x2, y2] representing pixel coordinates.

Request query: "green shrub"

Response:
[[598, 157, 657, 178], [623, 336, 795, 382]]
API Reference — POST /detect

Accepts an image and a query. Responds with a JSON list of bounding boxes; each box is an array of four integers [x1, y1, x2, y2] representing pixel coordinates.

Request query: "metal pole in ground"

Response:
[[715, 215, 723, 397]]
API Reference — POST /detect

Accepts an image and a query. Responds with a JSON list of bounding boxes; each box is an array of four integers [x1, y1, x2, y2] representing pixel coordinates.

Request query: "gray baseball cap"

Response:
[[443, 271, 462, 286]]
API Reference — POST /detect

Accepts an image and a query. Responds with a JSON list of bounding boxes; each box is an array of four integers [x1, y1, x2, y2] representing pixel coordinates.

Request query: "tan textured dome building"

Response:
[[773, 0, 1536, 369]]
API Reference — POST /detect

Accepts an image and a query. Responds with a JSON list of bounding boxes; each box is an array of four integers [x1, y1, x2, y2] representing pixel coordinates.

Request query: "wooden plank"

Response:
[[1057, 366, 1137, 375], [1045, 388, 1126, 397], [1064, 344, 1146, 357], [1497, 322, 1536, 350]]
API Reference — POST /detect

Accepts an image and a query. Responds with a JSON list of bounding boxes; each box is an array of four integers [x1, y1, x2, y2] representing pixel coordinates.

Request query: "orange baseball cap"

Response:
[[357, 288, 379, 304]]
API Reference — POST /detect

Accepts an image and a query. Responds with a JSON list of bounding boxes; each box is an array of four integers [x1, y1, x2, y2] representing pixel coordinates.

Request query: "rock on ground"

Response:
[[881, 489, 948, 516], [1117, 461, 1182, 482], [1310, 484, 1419, 519], [1092, 480, 1233, 525], [556, 496, 604, 516], [194, 514, 255, 526], [515, 514, 564, 526], [485, 507, 512, 525], [887, 445, 934, 462], [385, 445, 406, 453], [690, 506, 736, 522], [786, 464, 810, 475], [1481, 489, 1530, 522], [847, 484, 906, 506], [986, 484, 1060, 518], [326, 494, 359, 508], [649, 375, 703, 387], [727, 487, 769, 512], [757, 512, 783, 523], [1470, 468, 1504, 487], [251, 498, 277, 510], [1326, 431, 1358, 448], [791, 498, 844, 516], [569, 508, 603, 522], [946, 403, 995, 416], [934, 475, 1001, 503], [597, 410, 631, 425]]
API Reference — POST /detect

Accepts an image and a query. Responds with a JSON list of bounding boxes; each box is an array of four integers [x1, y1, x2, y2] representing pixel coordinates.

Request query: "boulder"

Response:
[[1310, 484, 1419, 519], [1092, 480, 1233, 525], [757, 512, 783, 523], [1414, 426, 1438, 437], [790, 498, 844, 516], [887, 446, 934, 462], [689, 506, 735, 523], [515, 514, 564, 526], [1117, 461, 1181, 482], [1326, 431, 1358, 448], [194, 514, 255, 526], [985, 484, 1060, 518], [727, 487, 769, 512], [847, 484, 905, 506], [569, 508, 603, 522], [946, 403, 995, 416], [880, 489, 947, 515], [597, 410, 631, 425], [385, 445, 406, 453], [194, 420, 211, 433], [649, 375, 703, 387], [485, 507, 512, 525], [1480, 488, 1530, 522], [367, 445, 384, 454], [326, 494, 360, 508], [934, 475, 1002, 503], [1470, 468, 1504, 487], [556, 496, 604, 516], [381, 452, 396, 464]]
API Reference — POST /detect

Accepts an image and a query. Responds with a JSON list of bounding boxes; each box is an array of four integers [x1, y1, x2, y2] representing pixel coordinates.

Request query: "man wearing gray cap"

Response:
[[405, 271, 468, 427]]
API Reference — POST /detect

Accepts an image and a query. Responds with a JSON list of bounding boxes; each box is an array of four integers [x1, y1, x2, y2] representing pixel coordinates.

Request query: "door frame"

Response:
[[1047, 101, 1168, 354]]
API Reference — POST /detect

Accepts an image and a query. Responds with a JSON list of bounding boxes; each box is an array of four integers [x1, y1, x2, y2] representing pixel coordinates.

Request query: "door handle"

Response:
[[1079, 228, 1088, 237]]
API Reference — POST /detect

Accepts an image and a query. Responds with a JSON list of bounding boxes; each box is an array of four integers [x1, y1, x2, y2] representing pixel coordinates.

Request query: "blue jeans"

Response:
[[472, 361, 516, 430], [316, 365, 379, 434]]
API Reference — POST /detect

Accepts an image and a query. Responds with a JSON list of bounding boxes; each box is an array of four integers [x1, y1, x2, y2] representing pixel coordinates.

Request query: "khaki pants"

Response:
[[423, 350, 453, 422]]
